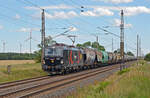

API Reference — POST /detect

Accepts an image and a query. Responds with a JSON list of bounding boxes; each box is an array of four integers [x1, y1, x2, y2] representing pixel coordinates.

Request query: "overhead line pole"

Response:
[[96, 36, 99, 49], [3, 42, 6, 53], [137, 34, 139, 65], [139, 37, 141, 58], [20, 43, 22, 55], [112, 38, 114, 52], [41, 9, 45, 66], [30, 30, 32, 54], [120, 10, 125, 70]]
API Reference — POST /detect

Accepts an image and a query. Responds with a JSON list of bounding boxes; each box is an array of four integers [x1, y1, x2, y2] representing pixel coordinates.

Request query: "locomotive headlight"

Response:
[[60, 60, 64, 64], [51, 60, 54, 63]]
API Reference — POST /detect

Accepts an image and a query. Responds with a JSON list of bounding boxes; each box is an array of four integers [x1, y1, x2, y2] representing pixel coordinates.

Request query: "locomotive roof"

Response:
[[46, 44, 82, 51]]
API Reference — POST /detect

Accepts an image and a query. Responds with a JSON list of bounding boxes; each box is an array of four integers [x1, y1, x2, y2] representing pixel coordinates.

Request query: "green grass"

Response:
[[68, 61, 150, 98], [117, 68, 130, 75], [94, 81, 110, 93], [0, 63, 47, 83]]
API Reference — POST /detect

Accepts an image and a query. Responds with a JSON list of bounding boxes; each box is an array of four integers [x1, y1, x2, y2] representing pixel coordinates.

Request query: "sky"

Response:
[[0, 0, 150, 55]]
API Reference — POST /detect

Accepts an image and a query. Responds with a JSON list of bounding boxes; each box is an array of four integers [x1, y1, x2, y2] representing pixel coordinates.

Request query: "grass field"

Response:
[[0, 63, 47, 83], [0, 60, 35, 66], [68, 61, 150, 98]]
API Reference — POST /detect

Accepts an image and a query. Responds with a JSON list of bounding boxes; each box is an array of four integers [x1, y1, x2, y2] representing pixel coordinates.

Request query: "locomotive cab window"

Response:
[[45, 48, 62, 57]]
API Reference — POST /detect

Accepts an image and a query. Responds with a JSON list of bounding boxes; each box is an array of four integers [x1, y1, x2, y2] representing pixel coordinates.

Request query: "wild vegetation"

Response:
[[68, 61, 150, 98], [0, 53, 35, 60], [0, 63, 47, 83], [114, 49, 134, 56], [144, 53, 150, 61], [76, 41, 105, 51]]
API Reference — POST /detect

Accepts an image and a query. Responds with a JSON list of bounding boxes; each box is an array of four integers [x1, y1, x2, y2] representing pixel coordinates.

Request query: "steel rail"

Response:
[[0, 65, 118, 98], [0, 76, 49, 89], [19, 65, 119, 98]]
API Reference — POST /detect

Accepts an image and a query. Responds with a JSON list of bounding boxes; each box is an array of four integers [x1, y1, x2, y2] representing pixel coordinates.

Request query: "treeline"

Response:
[[76, 41, 105, 51], [0, 53, 36, 60], [145, 53, 150, 61]]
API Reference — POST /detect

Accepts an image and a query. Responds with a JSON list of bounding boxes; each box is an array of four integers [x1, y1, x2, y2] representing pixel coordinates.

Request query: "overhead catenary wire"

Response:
[[46, 0, 112, 35], [66, 0, 112, 26], [0, 3, 33, 19], [46, 0, 92, 31], [18, 0, 43, 10], [16, 0, 70, 30], [0, 13, 40, 28], [8, 0, 139, 54], [20, 0, 117, 40], [22, 0, 90, 35]]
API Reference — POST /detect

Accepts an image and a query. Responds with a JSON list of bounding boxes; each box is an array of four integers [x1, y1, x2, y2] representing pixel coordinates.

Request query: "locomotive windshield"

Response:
[[45, 47, 62, 57]]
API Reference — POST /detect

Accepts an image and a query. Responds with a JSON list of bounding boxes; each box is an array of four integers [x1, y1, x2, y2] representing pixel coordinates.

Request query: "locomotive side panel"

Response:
[[63, 49, 84, 67], [108, 52, 113, 64], [96, 51, 103, 63], [101, 51, 109, 64], [83, 48, 96, 66]]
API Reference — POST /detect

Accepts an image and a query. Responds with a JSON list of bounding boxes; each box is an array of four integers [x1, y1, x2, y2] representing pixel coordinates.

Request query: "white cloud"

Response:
[[15, 14, 21, 19], [0, 25, 3, 30], [25, 4, 73, 10], [26, 4, 150, 19], [32, 11, 78, 19], [81, 8, 114, 16], [95, 8, 114, 16], [51, 11, 78, 19], [25, 4, 78, 19], [123, 6, 150, 16], [17, 27, 40, 32], [113, 18, 132, 28], [81, 11, 97, 16], [94, 0, 133, 4], [17, 28, 30, 32], [89, 6, 150, 16]]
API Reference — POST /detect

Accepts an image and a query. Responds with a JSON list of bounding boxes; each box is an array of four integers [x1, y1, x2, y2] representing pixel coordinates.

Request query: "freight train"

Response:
[[42, 43, 136, 75]]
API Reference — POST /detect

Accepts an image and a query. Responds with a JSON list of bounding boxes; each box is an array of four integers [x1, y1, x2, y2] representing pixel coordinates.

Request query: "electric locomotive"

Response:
[[42, 43, 84, 74]]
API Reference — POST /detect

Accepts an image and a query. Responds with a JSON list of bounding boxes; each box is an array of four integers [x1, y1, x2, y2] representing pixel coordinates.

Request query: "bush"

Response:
[[34, 49, 41, 63], [118, 68, 130, 75], [0, 53, 35, 60], [144, 53, 150, 61]]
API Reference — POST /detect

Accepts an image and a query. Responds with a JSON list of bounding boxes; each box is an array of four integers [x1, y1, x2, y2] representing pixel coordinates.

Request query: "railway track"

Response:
[[0, 62, 127, 98], [0, 76, 49, 90]]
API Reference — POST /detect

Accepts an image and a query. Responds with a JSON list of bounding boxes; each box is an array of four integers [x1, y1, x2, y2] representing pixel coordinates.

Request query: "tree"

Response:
[[34, 36, 56, 63], [92, 42, 105, 51], [76, 41, 105, 51], [127, 51, 134, 56], [114, 49, 126, 54], [114, 49, 120, 53], [83, 41, 91, 48], [0, 53, 35, 60], [38, 36, 56, 48], [144, 53, 150, 61], [34, 50, 41, 63], [76, 44, 82, 47], [76, 41, 91, 48]]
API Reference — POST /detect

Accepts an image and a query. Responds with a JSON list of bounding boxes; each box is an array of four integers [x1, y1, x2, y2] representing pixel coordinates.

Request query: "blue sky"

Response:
[[0, 0, 150, 55]]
